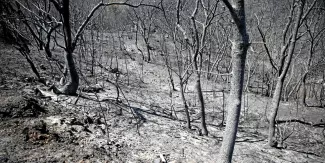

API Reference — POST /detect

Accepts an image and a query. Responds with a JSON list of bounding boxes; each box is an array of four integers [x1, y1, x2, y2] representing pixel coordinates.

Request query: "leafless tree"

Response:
[[131, 6, 159, 62], [13, 0, 161, 95], [255, 0, 318, 147], [189, 0, 220, 136], [158, 0, 193, 129], [300, 9, 325, 106], [0, 0, 45, 83], [218, 0, 249, 162]]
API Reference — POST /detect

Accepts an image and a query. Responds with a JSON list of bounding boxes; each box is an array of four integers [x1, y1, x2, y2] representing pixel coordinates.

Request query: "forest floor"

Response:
[[0, 34, 325, 163]]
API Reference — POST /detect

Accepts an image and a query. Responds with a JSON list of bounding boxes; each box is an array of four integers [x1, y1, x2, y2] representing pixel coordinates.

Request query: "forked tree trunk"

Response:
[[58, 0, 79, 95], [49, 0, 79, 95], [193, 48, 208, 134], [190, 0, 210, 136], [267, 0, 305, 147], [218, 0, 249, 162]]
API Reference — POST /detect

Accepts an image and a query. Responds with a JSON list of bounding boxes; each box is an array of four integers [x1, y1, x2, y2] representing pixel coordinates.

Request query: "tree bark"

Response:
[[302, 74, 308, 106], [218, 0, 249, 162], [180, 81, 191, 129], [195, 75, 208, 136], [190, 0, 209, 136], [57, 0, 79, 95], [146, 42, 151, 62], [267, 0, 305, 147], [267, 77, 284, 146], [58, 51, 79, 95]]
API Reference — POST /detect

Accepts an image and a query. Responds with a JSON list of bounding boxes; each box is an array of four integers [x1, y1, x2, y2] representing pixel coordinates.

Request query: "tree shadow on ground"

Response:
[[235, 137, 265, 143], [286, 147, 322, 157]]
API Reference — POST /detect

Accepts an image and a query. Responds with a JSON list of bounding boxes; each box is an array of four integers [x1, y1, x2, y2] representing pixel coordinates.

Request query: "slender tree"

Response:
[[262, 0, 317, 147], [190, 0, 220, 136], [218, 0, 249, 162]]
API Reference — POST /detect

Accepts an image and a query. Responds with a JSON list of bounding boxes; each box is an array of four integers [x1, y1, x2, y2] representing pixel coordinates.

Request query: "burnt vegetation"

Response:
[[0, 0, 325, 162]]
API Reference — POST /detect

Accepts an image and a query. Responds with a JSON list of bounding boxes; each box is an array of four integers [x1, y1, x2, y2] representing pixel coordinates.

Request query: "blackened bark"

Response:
[[57, 0, 79, 95]]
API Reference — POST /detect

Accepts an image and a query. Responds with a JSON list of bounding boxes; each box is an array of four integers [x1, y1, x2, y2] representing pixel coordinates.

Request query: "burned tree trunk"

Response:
[[49, 0, 79, 95]]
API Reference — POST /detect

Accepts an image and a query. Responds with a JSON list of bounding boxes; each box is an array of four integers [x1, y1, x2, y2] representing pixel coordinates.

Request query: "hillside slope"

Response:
[[0, 40, 324, 162]]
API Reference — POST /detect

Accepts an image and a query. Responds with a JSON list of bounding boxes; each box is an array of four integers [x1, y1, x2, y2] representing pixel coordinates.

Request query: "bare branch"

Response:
[[255, 14, 278, 71], [279, 0, 305, 79], [282, 0, 295, 46], [191, 0, 200, 61], [299, 0, 317, 25], [72, 1, 162, 50]]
